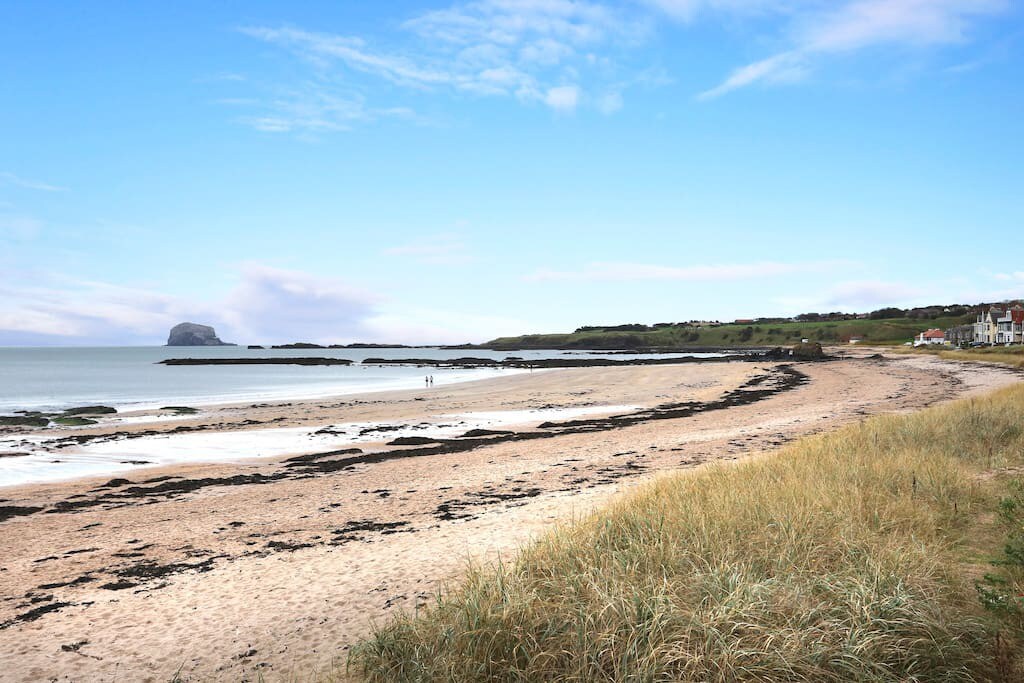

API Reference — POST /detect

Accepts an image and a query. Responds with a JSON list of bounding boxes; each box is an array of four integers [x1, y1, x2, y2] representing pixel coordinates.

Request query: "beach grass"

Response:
[[895, 345, 1024, 370], [347, 384, 1024, 682]]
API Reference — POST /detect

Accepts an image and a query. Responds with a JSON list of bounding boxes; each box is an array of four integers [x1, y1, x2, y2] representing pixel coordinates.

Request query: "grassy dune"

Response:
[[349, 385, 1024, 682], [897, 345, 1024, 370]]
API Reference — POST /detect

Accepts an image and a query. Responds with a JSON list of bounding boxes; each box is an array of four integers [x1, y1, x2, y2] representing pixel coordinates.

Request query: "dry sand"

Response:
[[0, 351, 1019, 682]]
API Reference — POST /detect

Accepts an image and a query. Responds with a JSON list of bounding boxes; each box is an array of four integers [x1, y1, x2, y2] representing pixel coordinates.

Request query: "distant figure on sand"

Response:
[[429, 375, 434, 386], [425, 376, 429, 387]]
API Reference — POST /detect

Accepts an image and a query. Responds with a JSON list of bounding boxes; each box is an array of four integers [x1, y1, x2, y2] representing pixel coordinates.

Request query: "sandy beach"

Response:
[[0, 351, 1020, 682]]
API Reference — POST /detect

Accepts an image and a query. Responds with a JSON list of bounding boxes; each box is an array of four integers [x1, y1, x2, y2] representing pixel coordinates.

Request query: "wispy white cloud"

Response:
[[696, 51, 807, 100], [402, 0, 638, 48], [994, 271, 1024, 282], [0, 214, 44, 240], [232, 0, 1010, 126], [643, 0, 791, 23], [234, 0, 655, 129], [596, 90, 624, 113], [800, 0, 1007, 53], [0, 276, 208, 343], [239, 27, 455, 87], [0, 171, 66, 192], [0, 263, 525, 346], [364, 308, 535, 346], [198, 72, 249, 83], [222, 264, 382, 342], [822, 279, 926, 308], [384, 233, 474, 265], [697, 0, 1009, 99], [943, 30, 1017, 73], [775, 273, 1024, 315], [0, 265, 383, 346], [235, 83, 417, 135], [523, 260, 850, 282], [544, 84, 581, 112]]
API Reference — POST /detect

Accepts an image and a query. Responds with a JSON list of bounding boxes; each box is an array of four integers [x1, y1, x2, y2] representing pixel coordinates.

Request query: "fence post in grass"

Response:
[[911, 472, 916, 498]]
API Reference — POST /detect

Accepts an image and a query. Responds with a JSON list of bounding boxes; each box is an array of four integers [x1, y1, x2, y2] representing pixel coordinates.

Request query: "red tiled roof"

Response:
[[922, 329, 945, 338]]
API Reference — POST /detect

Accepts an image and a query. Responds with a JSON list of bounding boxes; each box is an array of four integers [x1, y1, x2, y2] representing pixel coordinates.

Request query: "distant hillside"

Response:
[[482, 315, 975, 350]]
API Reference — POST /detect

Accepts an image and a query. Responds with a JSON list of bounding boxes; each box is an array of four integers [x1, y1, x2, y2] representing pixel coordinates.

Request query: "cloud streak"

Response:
[[234, 0, 653, 130], [994, 271, 1024, 282], [384, 234, 474, 265], [697, 0, 1009, 99], [0, 172, 66, 192], [523, 260, 851, 282], [221, 264, 383, 342], [234, 83, 416, 134], [0, 214, 44, 240], [0, 266, 382, 346], [229, 0, 1009, 129], [822, 279, 926, 308], [0, 264, 523, 346], [775, 275, 1024, 316]]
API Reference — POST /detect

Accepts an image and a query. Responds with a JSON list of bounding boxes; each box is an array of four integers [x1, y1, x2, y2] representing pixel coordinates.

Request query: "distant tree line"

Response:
[[572, 302, 1010, 335], [795, 304, 978, 322], [793, 312, 860, 322], [574, 324, 653, 333]]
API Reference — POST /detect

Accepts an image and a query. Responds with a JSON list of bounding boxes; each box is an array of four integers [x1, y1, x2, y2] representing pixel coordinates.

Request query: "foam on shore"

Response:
[[0, 404, 637, 487]]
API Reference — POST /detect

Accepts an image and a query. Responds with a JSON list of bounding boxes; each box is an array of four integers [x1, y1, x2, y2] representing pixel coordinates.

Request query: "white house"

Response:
[[995, 308, 1024, 344], [914, 329, 946, 346]]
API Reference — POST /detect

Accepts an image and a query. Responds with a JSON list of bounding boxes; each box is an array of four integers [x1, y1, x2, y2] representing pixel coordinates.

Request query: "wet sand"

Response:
[[0, 351, 1019, 682]]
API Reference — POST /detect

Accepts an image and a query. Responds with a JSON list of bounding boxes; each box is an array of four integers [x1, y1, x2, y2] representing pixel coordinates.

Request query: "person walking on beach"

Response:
[[425, 375, 429, 387], [429, 375, 434, 386]]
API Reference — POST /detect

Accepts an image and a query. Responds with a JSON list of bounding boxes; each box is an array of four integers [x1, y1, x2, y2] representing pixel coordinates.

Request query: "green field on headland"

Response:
[[482, 314, 973, 349], [350, 383, 1024, 681]]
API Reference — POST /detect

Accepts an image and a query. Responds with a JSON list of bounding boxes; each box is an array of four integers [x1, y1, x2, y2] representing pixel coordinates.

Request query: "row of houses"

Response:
[[917, 305, 1024, 346]]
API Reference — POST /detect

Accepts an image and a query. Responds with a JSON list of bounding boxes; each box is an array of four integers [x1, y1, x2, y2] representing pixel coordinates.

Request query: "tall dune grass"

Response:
[[895, 345, 1024, 369], [349, 384, 1024, 682]]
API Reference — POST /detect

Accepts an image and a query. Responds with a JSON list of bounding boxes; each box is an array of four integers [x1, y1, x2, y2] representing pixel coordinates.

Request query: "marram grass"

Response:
[[348, 384, 1024, 682], [895, 344, 1024, 369]]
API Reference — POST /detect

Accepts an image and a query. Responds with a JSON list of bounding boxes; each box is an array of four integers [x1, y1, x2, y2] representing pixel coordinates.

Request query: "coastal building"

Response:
[[995, 307, 1024, 344], [973, 307, 1004, 345], [914, 329, 946, 346], [945, 324, 974, 347]]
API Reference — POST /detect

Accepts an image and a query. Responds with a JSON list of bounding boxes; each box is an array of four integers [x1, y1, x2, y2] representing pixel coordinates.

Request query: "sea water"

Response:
[[0, 346, 719, 413], [0, 346, 723, 486]]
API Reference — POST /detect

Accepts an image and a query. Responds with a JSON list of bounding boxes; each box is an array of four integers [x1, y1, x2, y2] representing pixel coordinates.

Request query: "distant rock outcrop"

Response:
[[791, 341, 826, 360], [765, 342, 827, 361], [166, 322, 234, 347]]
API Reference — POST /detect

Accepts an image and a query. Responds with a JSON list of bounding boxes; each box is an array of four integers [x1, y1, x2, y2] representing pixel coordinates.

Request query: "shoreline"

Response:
[[0, 354, 777, 490], [0, 358, 781, 493], [0, 347, 768, 417], [0, 351, 1020, 682], [0, 365, 539, 416]]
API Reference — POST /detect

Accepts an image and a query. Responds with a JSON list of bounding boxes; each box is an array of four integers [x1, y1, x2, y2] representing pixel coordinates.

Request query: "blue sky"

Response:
[[2, 0, 1022, 345]]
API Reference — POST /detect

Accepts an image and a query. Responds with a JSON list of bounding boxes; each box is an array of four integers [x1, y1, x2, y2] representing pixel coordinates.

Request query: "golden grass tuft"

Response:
[[349, 385, 1024, 682], [895, 345, 1024, 369]]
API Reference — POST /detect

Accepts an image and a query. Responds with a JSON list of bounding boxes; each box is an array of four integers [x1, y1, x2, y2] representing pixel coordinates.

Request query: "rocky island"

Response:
[[165, 322, 235, 347]]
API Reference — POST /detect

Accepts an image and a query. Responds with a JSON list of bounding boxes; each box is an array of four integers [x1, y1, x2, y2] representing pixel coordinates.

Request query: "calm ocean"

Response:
[[0, 346, 714, 413]]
